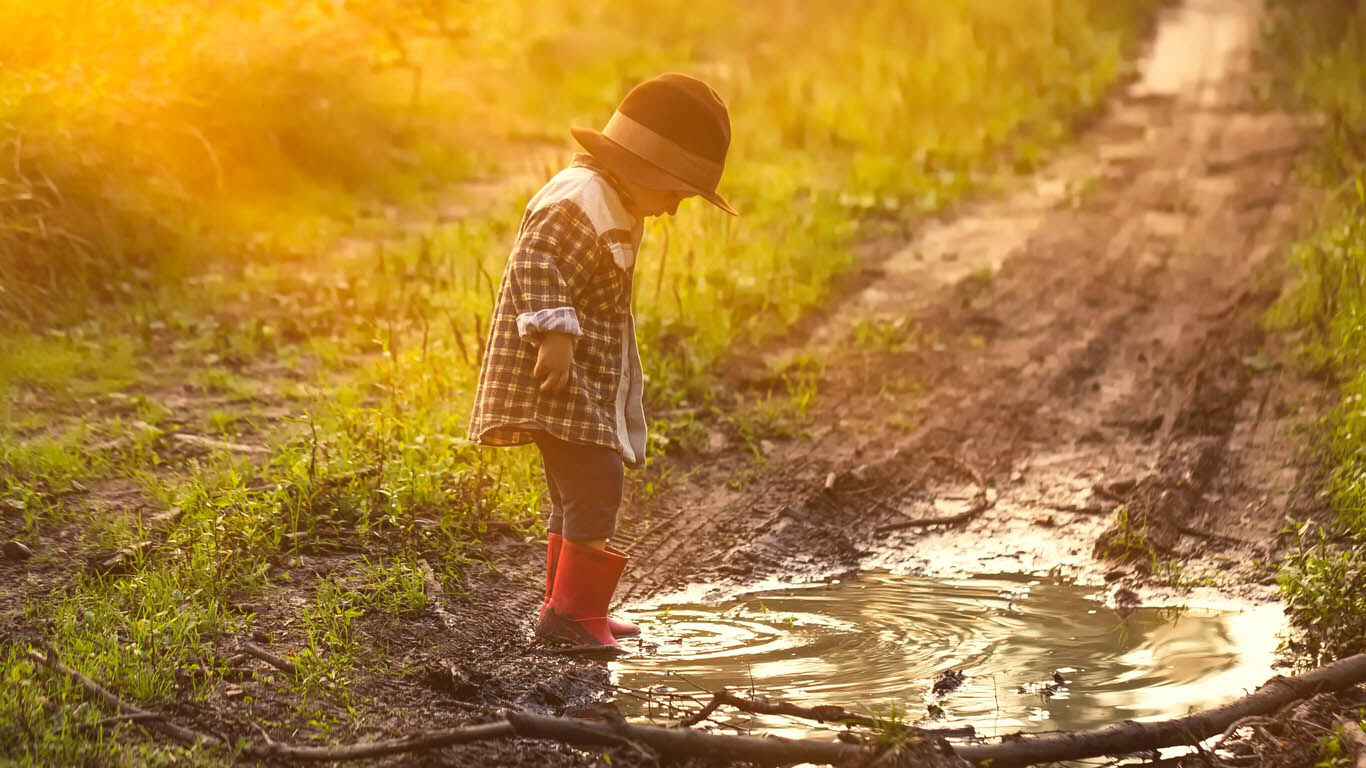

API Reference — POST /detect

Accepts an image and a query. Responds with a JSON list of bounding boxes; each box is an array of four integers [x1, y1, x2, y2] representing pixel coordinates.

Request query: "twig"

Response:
[[676, 687, 975, 738], [240, 640, 299, 676], [667, 670, 716, 695], [27, 648, 222, 748], [876, 496, 994, 533], [1337, 717, 1366, 768], [506, 711, 869, 765], [678, 696, 726, 727], [29, 639, 1366, 768], [31, 649, 516, 761], [79, 712, 168, 731], [566, 672, 703, 718], [1177, 525, 1254, 546], [170, 432, 271, 455], [1046, 503, 1111, 515], [955, 652, 1366, 767], [1217, 715, 1274, 745], [930, 452, 987, 489], [876, 453, 994, 533], [714, 690, 880, 727], [252, 721, 517, 762], [96, 712, 166, 726]]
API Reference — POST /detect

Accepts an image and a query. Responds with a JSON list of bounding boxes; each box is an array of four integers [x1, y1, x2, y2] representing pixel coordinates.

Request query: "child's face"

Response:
[[624, 183, 695, 218]]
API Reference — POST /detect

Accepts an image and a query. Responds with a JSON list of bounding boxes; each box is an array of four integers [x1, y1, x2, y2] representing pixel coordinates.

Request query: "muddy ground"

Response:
[[614, 0, 1316, 607], [2, 0, 1354, 765]]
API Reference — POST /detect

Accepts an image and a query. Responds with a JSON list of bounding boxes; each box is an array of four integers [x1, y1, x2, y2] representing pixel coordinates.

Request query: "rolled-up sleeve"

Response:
[[507, 203, 599, 345], [517, 306, 582, 339]]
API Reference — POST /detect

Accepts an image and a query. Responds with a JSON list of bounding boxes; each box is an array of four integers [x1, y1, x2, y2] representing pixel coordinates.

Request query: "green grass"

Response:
[[0, 0, 1165, 763], [1262, 0, 1366, 667], [0, 332, 139, 397]]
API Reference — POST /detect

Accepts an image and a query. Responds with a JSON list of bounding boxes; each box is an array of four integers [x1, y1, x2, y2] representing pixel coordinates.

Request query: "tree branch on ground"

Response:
[[876, 453, 994, 533], [27, 645, 1366, 767], [239, 640, 298, 676]]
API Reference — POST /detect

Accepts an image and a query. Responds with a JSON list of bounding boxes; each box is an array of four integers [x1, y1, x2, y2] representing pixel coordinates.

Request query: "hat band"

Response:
[[602, 111, 723, 191]]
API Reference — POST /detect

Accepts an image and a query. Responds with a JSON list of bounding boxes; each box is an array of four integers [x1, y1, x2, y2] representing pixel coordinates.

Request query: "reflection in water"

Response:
[[612, 572, 1284, 739]]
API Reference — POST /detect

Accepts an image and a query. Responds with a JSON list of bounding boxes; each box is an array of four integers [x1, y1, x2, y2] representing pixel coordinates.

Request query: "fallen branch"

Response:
[[690, 689, 880, 728], [1045, 502, 1110, 515], [96, 712, 167, 726], [1177, 525, 1254, 546], [678, 689, 977, 738], [875, 501, 994, 533], [28, 645, 869, 763], [30, 645, 516, 761], [251, 721, 517, 762], [505, 711, 868, 765], [677, 695, 725, 727], [559, 672, 700, 720], [31, 637, 1366, 768], [85, 540, 155, 575], [1338, 717, 1366, 768], [171, 432, 271, 455], [240, 640, 299, 676], [417, 557, 468, 635], [27, 649, 223, 748], [876, 454, 994, 533], [953, 653, 1366, 768]]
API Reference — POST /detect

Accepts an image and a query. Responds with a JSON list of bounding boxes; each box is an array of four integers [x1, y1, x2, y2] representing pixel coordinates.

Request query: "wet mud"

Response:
[[400, 0, 1326, 758], [1, 0, 1336, 764], [612, 572, 1284, 740], [612, 0, 1315, 610]]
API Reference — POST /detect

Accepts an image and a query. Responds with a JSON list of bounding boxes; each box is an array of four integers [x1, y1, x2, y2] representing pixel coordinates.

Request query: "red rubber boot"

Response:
[[602, 543, 641, 637], [536, 538, 627, 647], [540, 534, 640, 637]]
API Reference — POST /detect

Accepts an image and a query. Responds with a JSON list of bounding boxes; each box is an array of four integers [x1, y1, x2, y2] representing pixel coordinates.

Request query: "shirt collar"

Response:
[[571, 153, 638, 215]]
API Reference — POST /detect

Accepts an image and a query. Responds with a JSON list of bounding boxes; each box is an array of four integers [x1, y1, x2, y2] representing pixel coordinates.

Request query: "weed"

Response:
[[295, 576, 367, 702], [0, 0, 1167, 761], [863, 700, 922, 753], [1263, 0, 1366, 681], [1277, 525, 1366, 665], [355, 557, 430, 617], [1108, 505, 1152, 559], [965, 267, 995, 289], [649, 410, 710, 457], [852, 317, 920, 353]]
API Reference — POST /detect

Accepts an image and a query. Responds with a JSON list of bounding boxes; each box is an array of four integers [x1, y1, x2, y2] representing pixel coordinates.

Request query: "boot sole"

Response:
[[536, 610, 618, 648]]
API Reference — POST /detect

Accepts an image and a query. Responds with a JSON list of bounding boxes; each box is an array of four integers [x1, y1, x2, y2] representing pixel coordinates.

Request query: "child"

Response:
[[468, 73, 736, 647]]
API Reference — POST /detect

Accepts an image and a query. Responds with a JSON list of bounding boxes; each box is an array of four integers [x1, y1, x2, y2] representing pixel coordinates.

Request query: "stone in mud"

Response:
[[932, 668, 966, 695], [707, 429, 728, 453], [3, 541, 32, 561], [424, 663, 488, 700], [85, 540, 153, 575]]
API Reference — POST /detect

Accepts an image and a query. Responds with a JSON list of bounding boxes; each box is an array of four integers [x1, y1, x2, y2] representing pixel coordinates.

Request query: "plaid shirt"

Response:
[[467, 156, 648, 467]]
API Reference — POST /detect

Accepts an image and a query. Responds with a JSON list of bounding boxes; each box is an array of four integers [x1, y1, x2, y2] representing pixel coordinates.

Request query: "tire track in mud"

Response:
[[615, 0, 1313, 606]]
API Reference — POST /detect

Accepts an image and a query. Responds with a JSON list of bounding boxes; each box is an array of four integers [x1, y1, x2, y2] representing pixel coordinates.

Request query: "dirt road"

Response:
[[613, 0, 1311, 609], [2, 1, 1321, 763]]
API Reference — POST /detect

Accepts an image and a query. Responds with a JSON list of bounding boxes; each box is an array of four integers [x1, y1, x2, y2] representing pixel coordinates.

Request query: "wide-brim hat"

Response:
[[572, 72, 737, 216]]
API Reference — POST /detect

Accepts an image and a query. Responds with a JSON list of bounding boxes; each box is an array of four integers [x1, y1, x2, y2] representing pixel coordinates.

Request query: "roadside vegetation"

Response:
[[0, 1, 1162, 764], [1263, 0, 1366, 669]]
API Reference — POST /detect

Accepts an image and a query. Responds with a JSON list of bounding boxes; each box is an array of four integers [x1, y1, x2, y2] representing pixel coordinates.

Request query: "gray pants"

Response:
[[532, 431, 623, 540]]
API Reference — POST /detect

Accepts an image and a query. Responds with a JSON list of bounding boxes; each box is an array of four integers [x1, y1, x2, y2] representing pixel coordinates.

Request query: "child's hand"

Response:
[[534, 332, 574, 394]]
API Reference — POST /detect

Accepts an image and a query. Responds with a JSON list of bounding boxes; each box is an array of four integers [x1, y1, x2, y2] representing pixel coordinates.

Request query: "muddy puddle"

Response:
[[611, 571, 1285, 741]]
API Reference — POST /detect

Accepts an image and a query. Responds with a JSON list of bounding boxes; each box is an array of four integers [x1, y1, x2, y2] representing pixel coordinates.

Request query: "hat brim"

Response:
[[571, 127, 738, 216]]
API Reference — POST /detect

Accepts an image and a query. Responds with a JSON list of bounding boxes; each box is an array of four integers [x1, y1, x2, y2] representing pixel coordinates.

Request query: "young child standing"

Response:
[[468, 73, 736, 647]]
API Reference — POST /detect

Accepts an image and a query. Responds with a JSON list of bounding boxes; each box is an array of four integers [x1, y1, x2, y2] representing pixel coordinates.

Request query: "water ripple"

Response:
[[612, 572, 1284, 737]]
